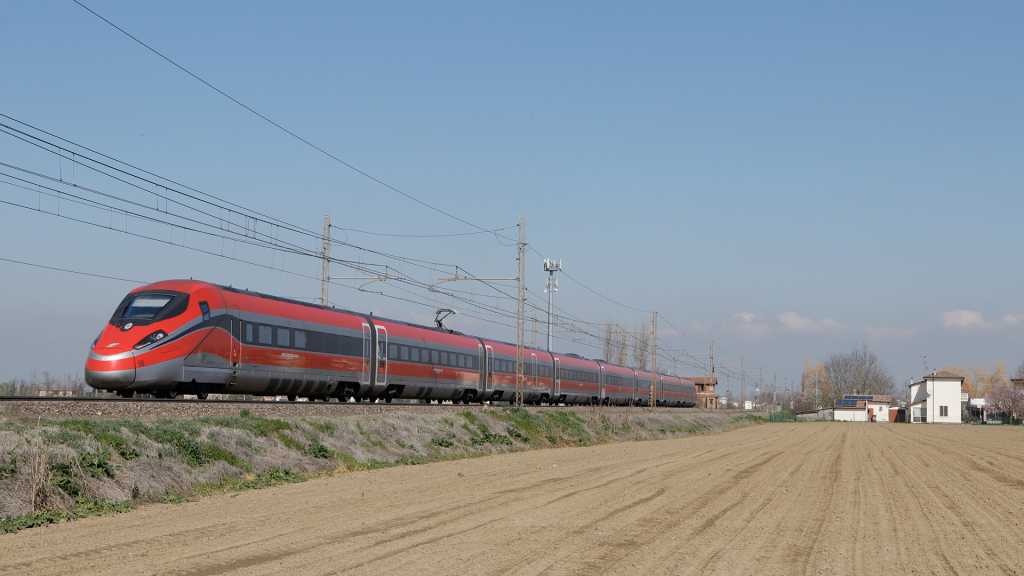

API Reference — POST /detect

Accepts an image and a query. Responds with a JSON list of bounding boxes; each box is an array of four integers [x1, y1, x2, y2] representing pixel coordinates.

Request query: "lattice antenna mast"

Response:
[[543, 258, 562, 352], [515, 214, 526, 408]]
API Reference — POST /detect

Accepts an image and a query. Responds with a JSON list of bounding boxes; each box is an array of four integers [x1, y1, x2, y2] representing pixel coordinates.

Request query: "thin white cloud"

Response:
[[730, 312, 771, 338], [864, 325, 918, 341], [939, 310, 1024, 331], [777, 312, 847, 334]]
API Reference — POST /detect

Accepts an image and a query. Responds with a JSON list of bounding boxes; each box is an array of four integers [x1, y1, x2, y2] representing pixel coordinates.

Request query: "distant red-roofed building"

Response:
[[687, 376, 718, 409]]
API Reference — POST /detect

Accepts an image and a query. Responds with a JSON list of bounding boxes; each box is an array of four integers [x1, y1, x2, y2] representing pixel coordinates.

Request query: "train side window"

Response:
[[431, 350, 439, 364], [411, 347, 419, 363], [389, 343, 398, 360], [401, 346, 409, 361], [458, 354, 466, 368], [468, 355, 475, 369], [199, 301, 210, 321], [245, 323, 253, 343], [258, 325, 272, 345], [294, 330, 306, 349], [277, 328, 290, 347]]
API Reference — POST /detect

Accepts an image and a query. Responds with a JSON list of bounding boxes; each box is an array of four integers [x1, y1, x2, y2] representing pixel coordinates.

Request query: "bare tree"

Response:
[[1013, 360, 1024, 381], [821, 344, 895, 406], [633, 322, 650, 370], [614, 328, 627, 366], [943, 363, 1009, 398], [800, 359, 830, 409]]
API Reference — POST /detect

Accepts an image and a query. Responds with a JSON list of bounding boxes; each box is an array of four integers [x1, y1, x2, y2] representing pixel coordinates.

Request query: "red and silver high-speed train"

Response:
[[85, 280, 697, 406]]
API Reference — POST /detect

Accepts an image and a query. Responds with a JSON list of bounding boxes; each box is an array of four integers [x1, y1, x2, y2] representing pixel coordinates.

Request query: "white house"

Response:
[[833, 395, 892, 422], [908, 370, 964, 424]]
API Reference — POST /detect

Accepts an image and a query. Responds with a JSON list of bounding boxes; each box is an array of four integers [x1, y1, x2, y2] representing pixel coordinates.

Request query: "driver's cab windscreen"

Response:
[[124, 295, 174, 320]]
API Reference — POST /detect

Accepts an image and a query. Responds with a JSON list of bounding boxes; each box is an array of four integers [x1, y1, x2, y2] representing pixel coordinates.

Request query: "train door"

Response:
[[531, 353, 538, 387], [599, 365, 605, 402], [361, 323, 372, 386], [485, 346, 494, 392], [376, 326, 388, 387], [230, 307, 241, 367], [632, 370, 639, 404], [553, 357, 561, 400]]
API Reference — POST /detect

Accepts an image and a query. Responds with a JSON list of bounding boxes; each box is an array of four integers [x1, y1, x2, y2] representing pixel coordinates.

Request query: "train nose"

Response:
[[84, 346, 137, 390]]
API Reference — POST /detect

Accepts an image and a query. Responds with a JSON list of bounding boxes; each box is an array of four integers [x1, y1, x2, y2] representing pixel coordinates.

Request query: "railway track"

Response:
[[0, 395, 719, 420], [0, 395, 373, 405]]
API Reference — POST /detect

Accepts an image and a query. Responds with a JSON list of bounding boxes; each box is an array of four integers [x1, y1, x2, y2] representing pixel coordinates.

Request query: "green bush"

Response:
[[0, 457, 18, 479], [80, 451, 115, 478], [0, 498, 133, 535], [471, 433, 512, 446], [304, 441, 335, 459], [430, 437, 454, 448], [49, 462, 79, 496], [506, 427, 530, 444]]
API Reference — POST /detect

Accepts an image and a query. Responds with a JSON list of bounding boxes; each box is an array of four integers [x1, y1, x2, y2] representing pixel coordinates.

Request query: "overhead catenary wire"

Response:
[[63, 4, 778, 376], [63, 6, 720, 353], [0, 256, 147, 284], [72, 0, 501, 237]]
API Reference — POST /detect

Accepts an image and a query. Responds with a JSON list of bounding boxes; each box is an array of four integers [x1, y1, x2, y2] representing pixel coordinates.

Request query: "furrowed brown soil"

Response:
[[2, 422, 1023, 575]]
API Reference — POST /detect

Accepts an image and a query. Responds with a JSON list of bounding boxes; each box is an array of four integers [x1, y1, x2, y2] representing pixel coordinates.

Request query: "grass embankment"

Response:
[[0, 408, 764, 534]]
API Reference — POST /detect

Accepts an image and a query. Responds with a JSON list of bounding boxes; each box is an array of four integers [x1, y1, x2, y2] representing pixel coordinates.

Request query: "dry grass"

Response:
[[0, 409, 762, 523]]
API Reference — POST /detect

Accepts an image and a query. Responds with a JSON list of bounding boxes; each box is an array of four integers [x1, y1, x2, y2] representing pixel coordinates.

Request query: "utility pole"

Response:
[[543, 259, 561, 352], [650, 311, 658, 411], [740, 357, 745, 411], [710, 341, 715, 407], [773, 373, 777, 409], [515, 215, 526, 407], [321, 215, 331, 305], [758, 367, 763, 408]]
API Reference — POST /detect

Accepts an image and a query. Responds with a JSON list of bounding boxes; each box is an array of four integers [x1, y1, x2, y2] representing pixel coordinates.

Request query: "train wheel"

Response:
[[196, 392, 208, 400], [385, 397, 393, 403], [288, 395, 297, 402], [166, 391, 178, 399], [116, 390, 135, 399]]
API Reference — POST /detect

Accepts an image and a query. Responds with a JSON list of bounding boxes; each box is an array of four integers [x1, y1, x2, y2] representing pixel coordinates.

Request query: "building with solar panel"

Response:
[[833, 394, 893, 422]]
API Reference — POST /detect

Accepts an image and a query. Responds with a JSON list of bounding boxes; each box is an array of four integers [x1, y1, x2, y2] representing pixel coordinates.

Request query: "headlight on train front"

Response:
[[133, 330, 168, 350]]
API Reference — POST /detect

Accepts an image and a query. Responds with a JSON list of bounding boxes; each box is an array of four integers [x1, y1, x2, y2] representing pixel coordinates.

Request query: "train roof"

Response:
[[216, 283, 468, 337], [170, 281, 692, 380]]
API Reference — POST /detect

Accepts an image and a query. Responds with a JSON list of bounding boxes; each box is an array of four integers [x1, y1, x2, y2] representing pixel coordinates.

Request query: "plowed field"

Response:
[[2, 422, 1023, 575]]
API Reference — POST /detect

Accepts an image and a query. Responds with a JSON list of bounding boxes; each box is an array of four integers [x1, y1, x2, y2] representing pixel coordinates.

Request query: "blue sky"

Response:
[[1, 1, 1022, 396]]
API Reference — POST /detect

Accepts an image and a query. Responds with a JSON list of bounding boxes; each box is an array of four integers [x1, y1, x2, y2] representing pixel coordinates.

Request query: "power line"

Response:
[[0, 256, 146, 284], [72, 0, 499, 235], [63, 4, 732, 358]]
